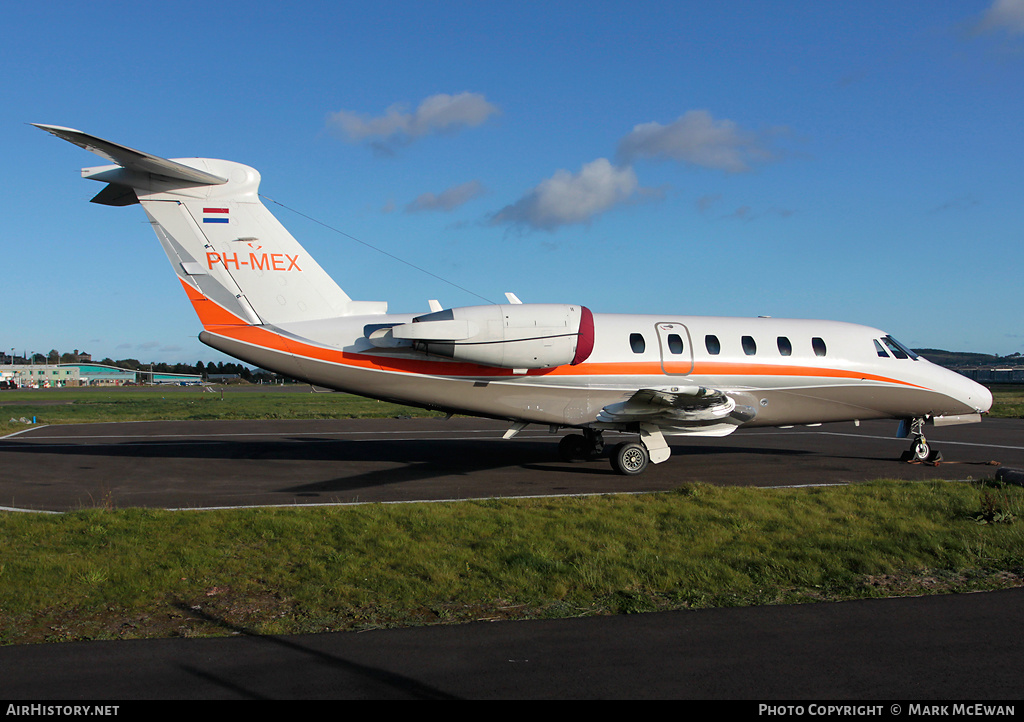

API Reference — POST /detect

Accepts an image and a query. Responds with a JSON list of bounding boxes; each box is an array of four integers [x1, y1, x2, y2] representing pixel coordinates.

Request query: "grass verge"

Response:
[[1, 479, 1021, 645], [988, 385, 1024, 418], [0, 387, 443, 436]]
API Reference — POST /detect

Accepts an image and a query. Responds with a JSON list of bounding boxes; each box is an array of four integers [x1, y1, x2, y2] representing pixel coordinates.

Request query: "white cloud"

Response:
[[406, 180, 486, 213], [327, 92, 499, 152], [617, 109, 783, 172], [489, 158, 639, 231], [974, 0, 1024, 35]]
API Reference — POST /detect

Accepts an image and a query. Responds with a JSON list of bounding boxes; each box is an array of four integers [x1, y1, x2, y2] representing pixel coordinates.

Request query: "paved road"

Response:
[[2, 417, 1021, 512], [1, 588, 1021, 700]]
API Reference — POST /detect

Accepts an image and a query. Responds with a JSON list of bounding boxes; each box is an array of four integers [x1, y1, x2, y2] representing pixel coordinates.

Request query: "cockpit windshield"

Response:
[[881, 335, 919, 360]]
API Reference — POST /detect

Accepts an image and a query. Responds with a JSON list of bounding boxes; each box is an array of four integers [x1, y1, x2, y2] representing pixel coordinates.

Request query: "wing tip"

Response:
[[36, 123, 229, 186]]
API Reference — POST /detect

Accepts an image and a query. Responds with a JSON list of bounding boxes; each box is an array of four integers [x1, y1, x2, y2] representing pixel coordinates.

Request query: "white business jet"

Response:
[[36, 124, 992, 475]]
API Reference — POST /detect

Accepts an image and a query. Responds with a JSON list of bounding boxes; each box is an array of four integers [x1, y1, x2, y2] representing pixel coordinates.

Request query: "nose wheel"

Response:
[[900, 418, 943, 464]]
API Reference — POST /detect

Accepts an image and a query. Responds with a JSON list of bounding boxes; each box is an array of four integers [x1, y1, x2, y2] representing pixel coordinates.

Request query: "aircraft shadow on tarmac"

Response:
[[3, 428, 961, 506], [0, 435, 818, 464], [0, 433, 837, 500]]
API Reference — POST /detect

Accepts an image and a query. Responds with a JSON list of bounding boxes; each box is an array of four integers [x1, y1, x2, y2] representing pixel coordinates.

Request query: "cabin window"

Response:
[[742, 336, 757, 355], [667, 333, 684, 355], [812, 337, 827, 357], [705, 335, 721, 355], [777, 336, 792, 356], [874, 339, 889, 358], [630, 333, 646, 354]]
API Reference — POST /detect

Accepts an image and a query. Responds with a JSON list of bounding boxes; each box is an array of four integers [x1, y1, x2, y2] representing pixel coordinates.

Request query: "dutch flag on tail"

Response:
[[203, 207, 229, 223]]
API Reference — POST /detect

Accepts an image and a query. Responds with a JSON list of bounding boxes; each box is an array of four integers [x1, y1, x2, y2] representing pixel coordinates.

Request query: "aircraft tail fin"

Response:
[[35, 124, 385, 328], [33, 124, 229, 187]]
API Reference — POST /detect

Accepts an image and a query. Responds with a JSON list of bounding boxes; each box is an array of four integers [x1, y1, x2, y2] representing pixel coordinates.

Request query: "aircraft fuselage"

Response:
[[198, 310, 990, 433]]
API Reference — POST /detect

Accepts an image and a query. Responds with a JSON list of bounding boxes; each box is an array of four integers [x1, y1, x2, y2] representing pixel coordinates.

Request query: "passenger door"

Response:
[[656, 322, 694, 375]]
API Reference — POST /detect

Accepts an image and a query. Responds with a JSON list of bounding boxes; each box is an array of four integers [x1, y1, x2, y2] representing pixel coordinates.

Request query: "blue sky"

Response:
[[2, 1, 1022, 364]]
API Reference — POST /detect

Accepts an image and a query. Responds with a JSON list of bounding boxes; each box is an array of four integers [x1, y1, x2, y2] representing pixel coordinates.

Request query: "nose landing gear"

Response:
[[899, 418, 943, 464]]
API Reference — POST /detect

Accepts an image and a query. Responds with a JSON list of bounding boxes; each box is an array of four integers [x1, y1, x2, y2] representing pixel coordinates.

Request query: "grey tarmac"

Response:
[[0, 587, 1020, 700], [2, 417, 1022, 512]]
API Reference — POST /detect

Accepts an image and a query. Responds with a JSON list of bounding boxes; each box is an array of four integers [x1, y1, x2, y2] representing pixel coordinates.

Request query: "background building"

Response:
[[63, 363, 202, 386], [0, 365, 80, 388], [0, 363, 201, 387]]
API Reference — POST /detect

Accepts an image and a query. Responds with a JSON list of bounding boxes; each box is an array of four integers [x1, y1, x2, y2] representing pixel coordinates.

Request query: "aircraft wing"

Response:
[[596, 385, 755, 436]]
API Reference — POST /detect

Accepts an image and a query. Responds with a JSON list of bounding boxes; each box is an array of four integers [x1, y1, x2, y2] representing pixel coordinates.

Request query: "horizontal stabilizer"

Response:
[[32, 124, 227, 186]]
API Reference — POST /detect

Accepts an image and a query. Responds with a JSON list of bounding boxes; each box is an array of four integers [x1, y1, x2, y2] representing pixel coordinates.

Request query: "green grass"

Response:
[[0, 386, 442, 436], [1, 480, 1021, 645], [988, 385, 1024, 418]]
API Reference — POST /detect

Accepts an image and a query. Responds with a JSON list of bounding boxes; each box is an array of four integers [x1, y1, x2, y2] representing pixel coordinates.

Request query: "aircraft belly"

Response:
[[201, 331, 616, 426], [734, 383, 972, 427]]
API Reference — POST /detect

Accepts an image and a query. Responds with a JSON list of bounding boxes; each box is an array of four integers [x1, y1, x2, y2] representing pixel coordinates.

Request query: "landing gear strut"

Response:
[[900, 418, 942, 464], [558, 428, 605, 462]]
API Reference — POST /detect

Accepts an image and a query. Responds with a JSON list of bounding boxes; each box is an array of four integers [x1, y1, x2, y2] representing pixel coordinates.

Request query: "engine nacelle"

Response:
[[369, 303, 594, 370]]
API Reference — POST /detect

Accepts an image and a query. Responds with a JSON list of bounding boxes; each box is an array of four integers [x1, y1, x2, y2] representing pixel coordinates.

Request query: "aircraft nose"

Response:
[[973, 381, 993, 414], [956, 373, 992, 413]]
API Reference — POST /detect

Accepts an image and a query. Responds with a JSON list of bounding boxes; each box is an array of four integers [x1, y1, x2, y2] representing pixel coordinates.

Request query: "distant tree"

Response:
[[47, 350, 59, 364]]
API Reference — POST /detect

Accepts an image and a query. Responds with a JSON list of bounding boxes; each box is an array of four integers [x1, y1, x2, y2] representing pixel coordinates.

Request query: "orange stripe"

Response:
[[182, 283, 924, 389], [179, 278, 249, 327], [208, 323, 923, 388]]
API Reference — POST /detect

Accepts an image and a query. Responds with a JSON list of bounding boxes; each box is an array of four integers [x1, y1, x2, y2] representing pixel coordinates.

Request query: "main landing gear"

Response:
[[608, 441, 650, 476], [558, 428, 605, 462], [559, 424, 670, 476], [899, 418, 943, 464]]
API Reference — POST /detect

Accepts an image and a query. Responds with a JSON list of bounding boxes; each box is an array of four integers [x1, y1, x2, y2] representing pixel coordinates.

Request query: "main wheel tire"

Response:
[[610, 442, 649, 476]]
